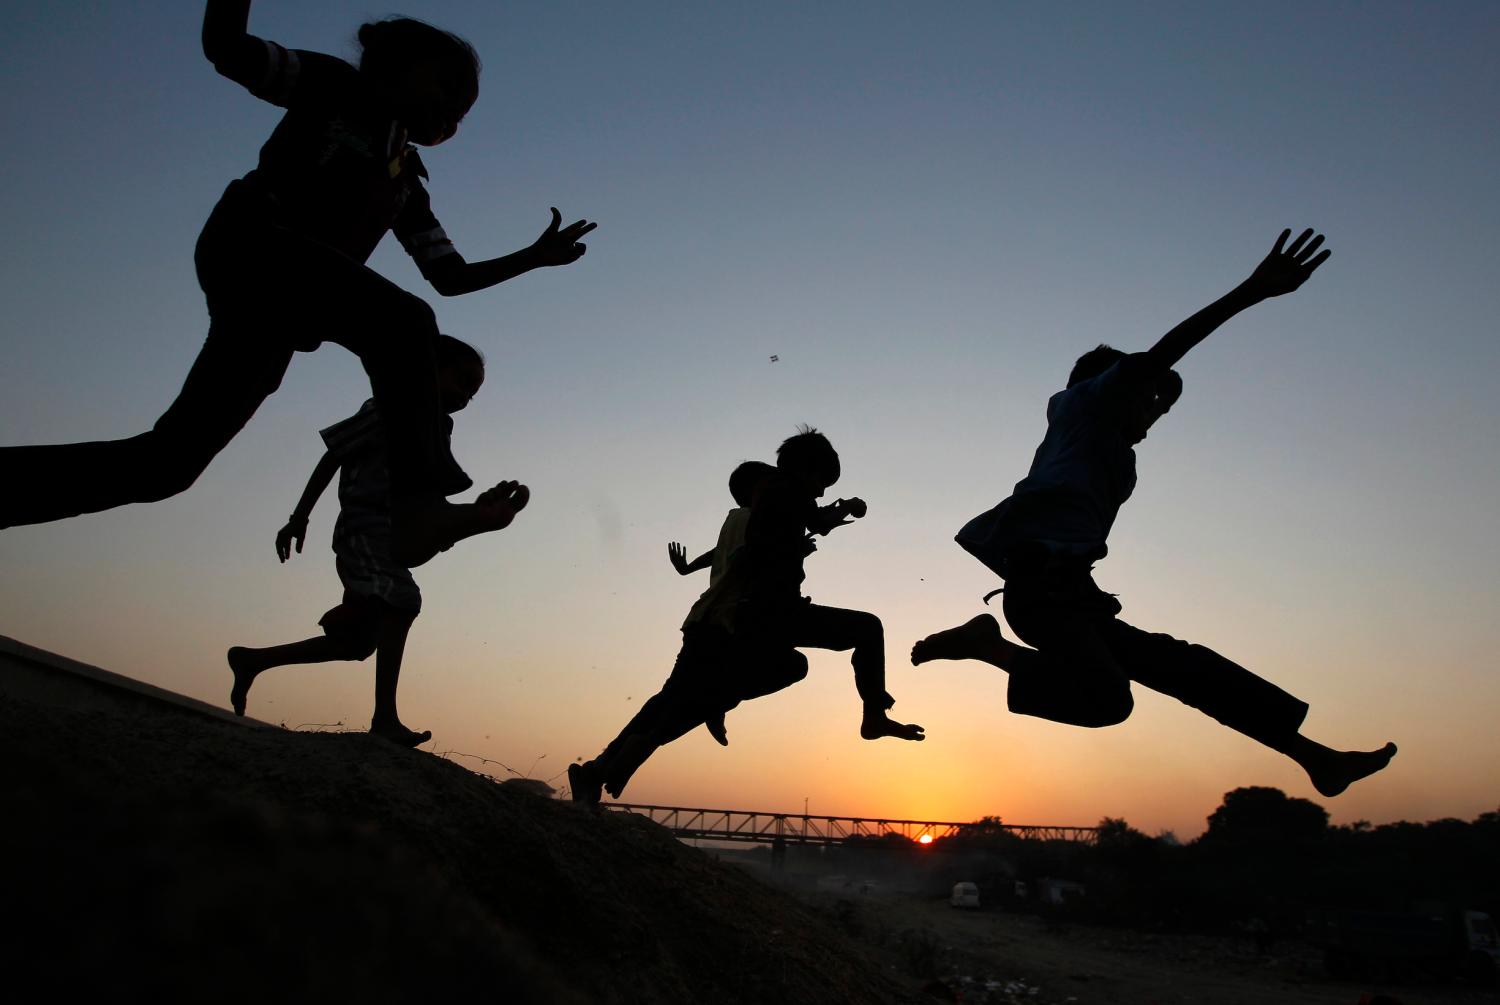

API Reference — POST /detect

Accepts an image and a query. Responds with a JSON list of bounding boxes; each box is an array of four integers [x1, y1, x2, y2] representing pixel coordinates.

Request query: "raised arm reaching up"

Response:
[[1145, 228, 1330, 372], [202, 1, 261, 80]]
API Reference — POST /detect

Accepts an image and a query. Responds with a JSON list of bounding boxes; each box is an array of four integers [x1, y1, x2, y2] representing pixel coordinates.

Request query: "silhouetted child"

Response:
[[227, 336, 526, 746], [570, 429, 923, 804], [0, 3, 592, 568], [912, 230, 1396, 797], [668, 459, 828, 745]]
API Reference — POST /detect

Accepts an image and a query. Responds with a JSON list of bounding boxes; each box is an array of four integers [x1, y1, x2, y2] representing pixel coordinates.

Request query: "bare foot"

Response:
[[1306, 742, 1397, 797], [226, 646, 260, 717], [392, 481, 530, 567], [369, 719, 432, 748], [705, 714, 729, 746], [911, 613, 1004, 666], [603, 734, 655, 799], [568, 761, 603, 805], [861, 711, 926, 742]]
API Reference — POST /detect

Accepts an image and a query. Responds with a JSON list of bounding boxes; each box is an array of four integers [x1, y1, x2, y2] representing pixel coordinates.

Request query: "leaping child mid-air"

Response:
[[571, 429, 923, 805], [912, 229, 1396, 798]]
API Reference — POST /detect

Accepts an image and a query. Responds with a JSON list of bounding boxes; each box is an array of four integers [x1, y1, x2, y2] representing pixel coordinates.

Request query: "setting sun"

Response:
[[918, 834, 933, 846]]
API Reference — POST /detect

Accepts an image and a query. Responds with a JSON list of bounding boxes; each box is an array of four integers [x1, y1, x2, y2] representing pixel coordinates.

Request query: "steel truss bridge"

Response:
[[602, 803, 1097, 847]]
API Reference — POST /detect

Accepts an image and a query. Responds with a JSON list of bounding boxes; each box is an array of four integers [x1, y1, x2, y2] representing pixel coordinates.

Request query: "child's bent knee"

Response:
[[131, 439, 219, 502], [854, 611, 883, 640], [391, 293, 438, 333], [1092, 690, 1134, 727], [340, 638, 379, 661]]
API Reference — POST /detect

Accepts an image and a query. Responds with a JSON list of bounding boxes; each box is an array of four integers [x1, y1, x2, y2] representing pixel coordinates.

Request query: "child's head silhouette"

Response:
[[1068, 344, 1127, 387], [435, 334, 484, 413], [776, 426, 840, 495], [357, 18, 481, 145], [728, 461, 776, 507]]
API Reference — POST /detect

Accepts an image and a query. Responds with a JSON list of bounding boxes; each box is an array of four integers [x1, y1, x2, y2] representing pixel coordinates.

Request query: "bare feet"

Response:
[[568, 761, 603, 805], [911, 613, 1006, 667], [861, 710, 926, 742], [226, 646, 260, 716], [705, 713, 729, 746], [392, 481, 530, 567], [369, 719, 432, 748], [1305, 742, 1397, 797]]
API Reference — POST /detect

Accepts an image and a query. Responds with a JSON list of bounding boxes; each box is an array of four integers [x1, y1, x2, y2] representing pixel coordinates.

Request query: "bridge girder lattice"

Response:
[[601, 803, 1097, 846]]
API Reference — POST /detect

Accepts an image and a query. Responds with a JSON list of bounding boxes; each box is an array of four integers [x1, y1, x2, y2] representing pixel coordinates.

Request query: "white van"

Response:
[[950, 881, 981, 909]]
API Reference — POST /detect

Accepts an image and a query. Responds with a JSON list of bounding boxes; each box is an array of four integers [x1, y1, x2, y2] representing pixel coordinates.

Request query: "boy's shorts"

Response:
[[318, 591, 415, 653]]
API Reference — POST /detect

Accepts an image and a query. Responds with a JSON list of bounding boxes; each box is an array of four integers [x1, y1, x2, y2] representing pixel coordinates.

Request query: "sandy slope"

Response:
[[0, 692, 918, 1004]]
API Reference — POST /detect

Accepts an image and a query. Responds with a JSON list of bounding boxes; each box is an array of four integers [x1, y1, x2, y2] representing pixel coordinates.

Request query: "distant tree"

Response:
[[1201, 787, 1329, 846], [1096, 817, 1149, 846], [966, 815, 1010, 837], [935, 815, 1018, 852]]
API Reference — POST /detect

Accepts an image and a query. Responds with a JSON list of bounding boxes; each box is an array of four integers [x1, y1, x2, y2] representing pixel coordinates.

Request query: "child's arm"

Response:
[[202, 1, 263, 82], [203, 1, 342, 106], [1144, 229, 1330, 372], [275, 449, 340, 563], [1140, 368, 1183, 434], [668, 542, 714, 576], [417, 208, 598, 297], [806, 498, 867, 537]]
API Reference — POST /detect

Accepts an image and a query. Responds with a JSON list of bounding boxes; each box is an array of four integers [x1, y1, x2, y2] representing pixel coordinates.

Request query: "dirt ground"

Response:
[[0, 690, 921, 1004], [2, 680, 1491, 1005], [791, 885, 1500, 1005]]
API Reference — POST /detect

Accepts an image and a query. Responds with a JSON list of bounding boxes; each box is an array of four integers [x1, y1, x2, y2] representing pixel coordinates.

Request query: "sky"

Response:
[[2, 1, 1498, 839]]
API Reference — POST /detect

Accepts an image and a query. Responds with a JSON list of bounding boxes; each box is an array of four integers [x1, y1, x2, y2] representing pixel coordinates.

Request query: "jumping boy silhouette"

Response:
[[667, 459, 848, 746], [912, 229, 1396, 798], [227, 336, 526, 746], [570, 429, 923, 805], [0, 2, 592, 567]]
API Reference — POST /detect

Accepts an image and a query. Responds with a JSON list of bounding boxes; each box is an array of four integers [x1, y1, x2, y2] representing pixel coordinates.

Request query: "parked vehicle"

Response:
[[950, 881, 981, 909], [1310, 908, 1498, 986]]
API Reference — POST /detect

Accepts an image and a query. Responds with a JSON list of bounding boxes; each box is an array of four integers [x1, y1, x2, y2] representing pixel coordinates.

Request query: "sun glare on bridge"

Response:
[[918, 834, 933, 846]]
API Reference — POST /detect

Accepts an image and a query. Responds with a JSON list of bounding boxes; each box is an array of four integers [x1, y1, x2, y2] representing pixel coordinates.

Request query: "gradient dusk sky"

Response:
[[2, 1, 1497, 838]]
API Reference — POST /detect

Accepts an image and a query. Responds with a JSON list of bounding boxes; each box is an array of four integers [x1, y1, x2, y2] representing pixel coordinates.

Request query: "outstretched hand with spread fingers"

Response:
[[529, 207, 597, 267], [1244, 228, 1331, 300], [668, 541, 692, 575]]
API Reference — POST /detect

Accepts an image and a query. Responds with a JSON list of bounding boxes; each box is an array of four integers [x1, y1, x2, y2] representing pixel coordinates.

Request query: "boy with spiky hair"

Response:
[[571, 429, 923, 804], [912, 229, 1395, 798]]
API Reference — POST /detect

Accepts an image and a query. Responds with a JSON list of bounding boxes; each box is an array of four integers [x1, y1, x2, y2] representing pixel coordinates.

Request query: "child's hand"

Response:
[[528, 208, 597, 267], [668, 542, 692, 575], [275, 515, 308, 563], [809, 498, 868, 536], [839, 497, 868, 520], [1243, 228, 1330, 300]]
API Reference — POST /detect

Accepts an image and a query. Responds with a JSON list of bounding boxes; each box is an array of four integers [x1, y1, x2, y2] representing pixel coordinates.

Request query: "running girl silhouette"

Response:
[[0, 2, 593, 567]]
